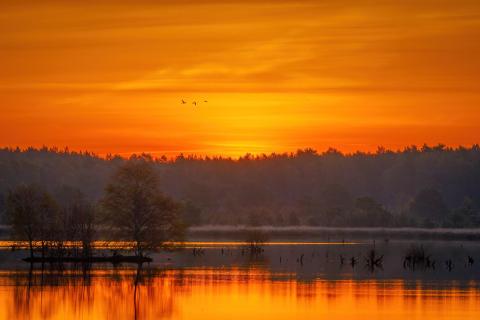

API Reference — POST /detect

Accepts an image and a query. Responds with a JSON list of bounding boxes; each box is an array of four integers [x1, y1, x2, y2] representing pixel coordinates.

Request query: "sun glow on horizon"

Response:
[[1, 0, 480, 156]]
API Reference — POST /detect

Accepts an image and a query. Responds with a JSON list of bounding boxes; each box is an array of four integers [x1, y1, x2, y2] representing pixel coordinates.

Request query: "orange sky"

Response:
[[1, 0, 480, 157]]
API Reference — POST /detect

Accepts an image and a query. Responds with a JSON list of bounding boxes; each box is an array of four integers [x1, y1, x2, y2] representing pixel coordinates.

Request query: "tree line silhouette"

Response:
[[1, 144, 479, 230]]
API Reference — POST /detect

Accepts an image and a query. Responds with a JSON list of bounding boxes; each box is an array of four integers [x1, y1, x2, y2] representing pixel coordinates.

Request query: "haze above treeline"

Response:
[[1, 144, 480, 228]]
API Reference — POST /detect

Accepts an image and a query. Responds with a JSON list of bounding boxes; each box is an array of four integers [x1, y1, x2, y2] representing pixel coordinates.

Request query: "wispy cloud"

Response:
[[1, 0, 480, 156]]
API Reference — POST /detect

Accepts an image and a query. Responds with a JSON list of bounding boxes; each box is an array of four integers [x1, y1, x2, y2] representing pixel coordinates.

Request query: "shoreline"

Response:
[[188, 226, 480, 241]]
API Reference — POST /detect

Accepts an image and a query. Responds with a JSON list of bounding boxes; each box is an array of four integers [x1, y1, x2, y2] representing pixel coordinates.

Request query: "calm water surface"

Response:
[[0, 241, 479, 320]]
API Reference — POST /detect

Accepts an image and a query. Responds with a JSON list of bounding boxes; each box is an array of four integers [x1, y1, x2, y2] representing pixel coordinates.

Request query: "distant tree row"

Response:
[[1, 144, 480, 228]]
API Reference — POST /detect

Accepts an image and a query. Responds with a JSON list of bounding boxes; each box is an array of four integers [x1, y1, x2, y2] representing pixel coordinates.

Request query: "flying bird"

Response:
[[181, 98, 208, 107]]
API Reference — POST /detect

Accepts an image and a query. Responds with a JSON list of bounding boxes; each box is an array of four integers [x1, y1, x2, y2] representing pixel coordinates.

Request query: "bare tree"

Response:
[[61, 191, 96, 258], [76, 200, 96, 259], [5, 185, 58, 259], [101, 158, 185, 257]]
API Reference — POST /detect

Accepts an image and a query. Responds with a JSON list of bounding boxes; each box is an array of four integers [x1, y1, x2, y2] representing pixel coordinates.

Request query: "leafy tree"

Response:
[[323, 207, 346, 227], [352, 196, 393, 227], [274, 213, 285, 226], [180, 200, 203, 226], [0, 194, 5, 223], [444, 197, 480, 228], [319, 184, 353, 225], [247, 212, 261, 227], [321, 184, 353, 210], [288, 211, 300, 226], [409, 188, 449, 226], [101, 159, 185, 256]]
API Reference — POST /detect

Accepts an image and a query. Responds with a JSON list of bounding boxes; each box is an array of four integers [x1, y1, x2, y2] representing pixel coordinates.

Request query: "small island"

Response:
[[4, 157, 185, 265]]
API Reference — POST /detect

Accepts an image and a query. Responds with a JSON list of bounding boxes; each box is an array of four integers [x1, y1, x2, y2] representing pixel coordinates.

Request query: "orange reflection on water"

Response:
[[0, 240, 361, 250], [0, 268, 479, 320]]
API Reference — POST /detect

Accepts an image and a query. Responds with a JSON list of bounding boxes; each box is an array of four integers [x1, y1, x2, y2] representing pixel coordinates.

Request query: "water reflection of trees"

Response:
[[4, 264, 176, 320], [1, 265, 480, 320]]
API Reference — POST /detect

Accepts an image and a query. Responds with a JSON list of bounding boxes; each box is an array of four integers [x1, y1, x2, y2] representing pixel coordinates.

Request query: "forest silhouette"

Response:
[[1, 144, 479, 229]]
